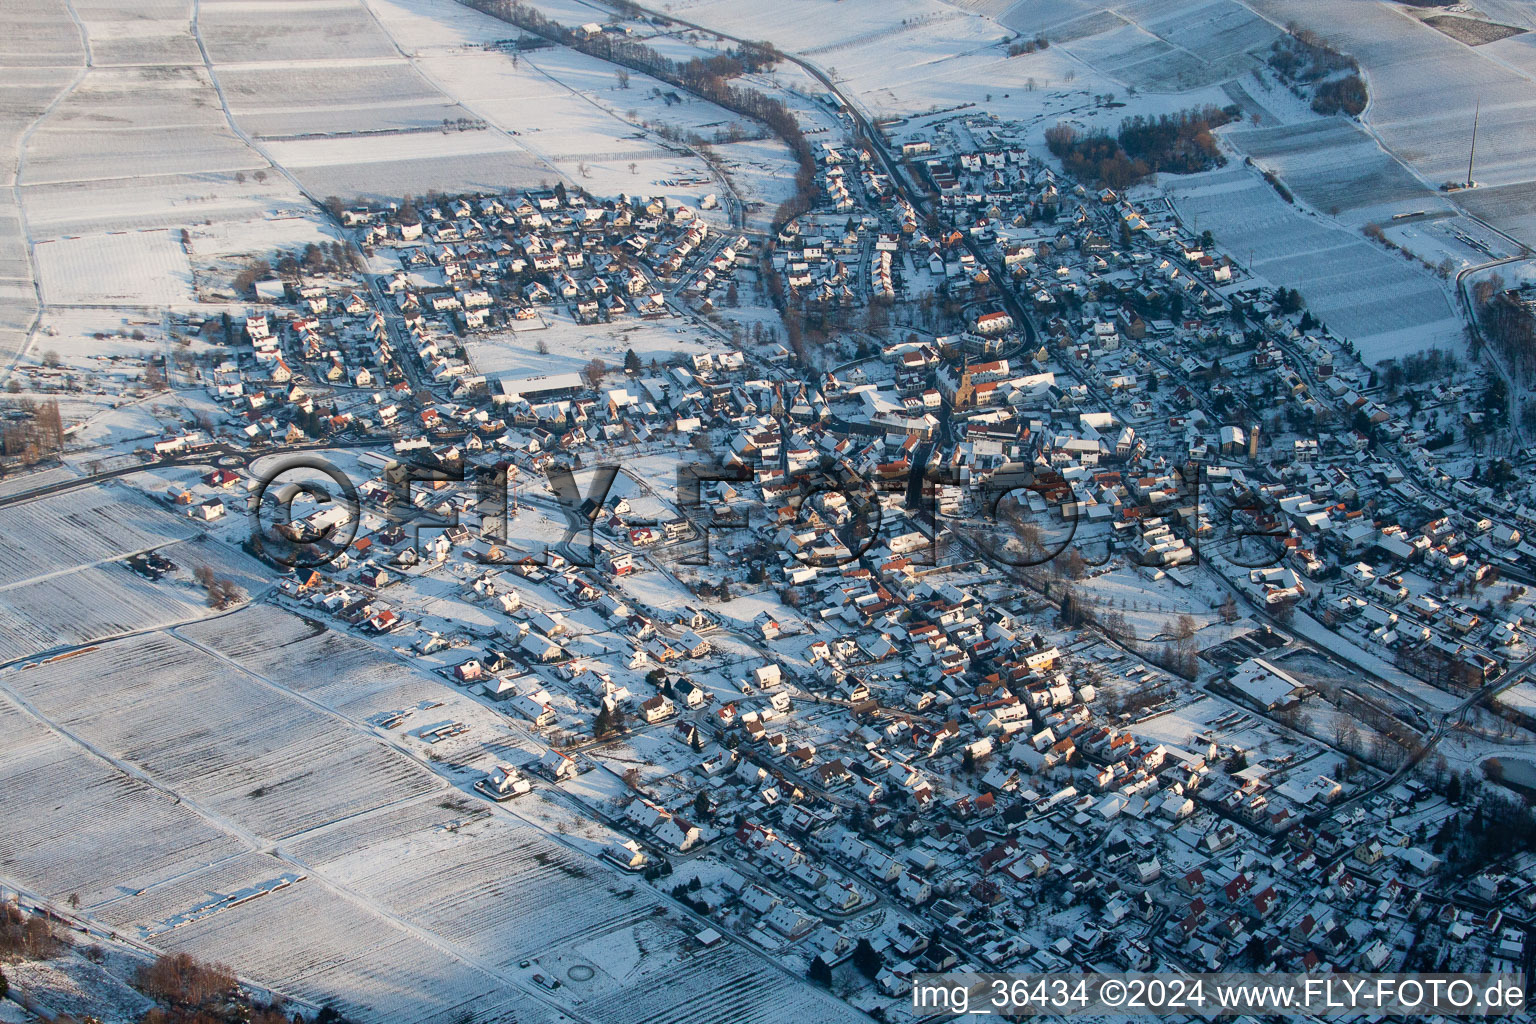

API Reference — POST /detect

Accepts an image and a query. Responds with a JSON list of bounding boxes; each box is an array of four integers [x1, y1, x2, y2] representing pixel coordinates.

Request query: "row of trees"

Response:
[[0, 398, 65, 470], [1474, 273, 1536, 383], [1044, 106, 1236, 188], [469, 2, 819, 231], [1265, 26, 1366, 116]]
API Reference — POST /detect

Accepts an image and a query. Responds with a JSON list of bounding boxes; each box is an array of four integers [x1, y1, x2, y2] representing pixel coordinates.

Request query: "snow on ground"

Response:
[[0, 481, 270, 662], [364, 0, 519, 49], [0, 595, 869, 1023], [1227, 117, 1442, 223], [1163, 165, 1463, 361], [2, 952, 156, 1023], [1283, 607, 1466, 713], [197, 0, 402, 64], [187, 215, 347, 299], [33, 229, 193, 307], [1070, 559, 1223, 642], [261, 128, 553, 199], [1132, 693, 1285, 754], [466, 313, 723, 381], [1240, 0, 1536, 249], [1000, 0, 1281, 93]]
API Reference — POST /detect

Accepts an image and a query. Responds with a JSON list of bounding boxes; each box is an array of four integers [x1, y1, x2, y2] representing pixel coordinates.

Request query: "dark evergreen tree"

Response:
[[853, 938, 881, 979]]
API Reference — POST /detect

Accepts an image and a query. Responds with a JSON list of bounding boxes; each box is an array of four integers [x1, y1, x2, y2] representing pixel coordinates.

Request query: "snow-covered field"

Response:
[[34, 229, 193, 307], [262, 128, 553, 199], [1002, 0, 1281, 93], [1227, 118, 1438, 221], [197, 0, 402, 64], [0, 598, 868, 1023], [0, 483, 269, 662], [1164, 166, 1462, 361], [465, 314, 723, 381]]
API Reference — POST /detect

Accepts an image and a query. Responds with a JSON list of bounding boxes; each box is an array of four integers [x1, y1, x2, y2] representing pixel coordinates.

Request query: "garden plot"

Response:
[[0, 695, 248, 909], [1165, 166, 1462, 361], [196, 0, 402, 64], [1228, 119, 1439, 219], [33, 229, 193, 306]]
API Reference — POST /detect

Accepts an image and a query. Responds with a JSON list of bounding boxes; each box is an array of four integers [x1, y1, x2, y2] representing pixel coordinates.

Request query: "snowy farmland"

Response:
[[266, 137, 545, 203], [1227, 118, 1440, 221], [0, 483, 271, 662], [1163, 166, 1463, 361], [1001, 0, 1282, 93], [0, 601, 868, 1023], [34, 229, 193, 306]]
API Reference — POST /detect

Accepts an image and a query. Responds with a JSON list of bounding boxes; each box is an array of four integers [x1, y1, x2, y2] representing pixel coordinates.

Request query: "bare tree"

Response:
[[1219, 594, 1239, 624], [583, 358, 607, 388]]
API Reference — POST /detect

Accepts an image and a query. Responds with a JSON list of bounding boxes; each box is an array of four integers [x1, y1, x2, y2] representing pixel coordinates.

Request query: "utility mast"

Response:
[[1468, 98, 1480, 188]]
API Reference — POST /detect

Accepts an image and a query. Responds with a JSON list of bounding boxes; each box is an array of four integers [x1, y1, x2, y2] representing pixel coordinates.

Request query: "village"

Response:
[[4, 0, 1536, 1020], [94, 111, 1536, 1013]]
